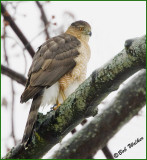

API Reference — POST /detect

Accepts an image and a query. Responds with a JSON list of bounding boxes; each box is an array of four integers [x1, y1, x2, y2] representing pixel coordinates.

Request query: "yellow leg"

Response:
[[60, 89, 66, 101], [53, 90, 66, 110], [53, 99, 60, 110]]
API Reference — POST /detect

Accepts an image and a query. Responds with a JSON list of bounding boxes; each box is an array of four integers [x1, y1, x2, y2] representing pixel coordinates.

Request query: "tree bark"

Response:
[[50, 69, 146, 159], [3, 35, 146, 159]]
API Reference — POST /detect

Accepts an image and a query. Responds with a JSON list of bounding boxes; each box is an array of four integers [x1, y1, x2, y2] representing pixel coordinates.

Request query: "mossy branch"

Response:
[[50, 69, 146, 159], [3, 35, 146, 159]]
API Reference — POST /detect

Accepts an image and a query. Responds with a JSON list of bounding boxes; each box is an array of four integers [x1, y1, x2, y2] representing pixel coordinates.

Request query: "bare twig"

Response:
[[1, 65, 26, 86], [2, 23, 17, 145], [3, 27, 9, 63], [1, 3, 35, 57], [102, 145, 114, 159], [10, 80, 17, 145], [35, 1, 50, 40]]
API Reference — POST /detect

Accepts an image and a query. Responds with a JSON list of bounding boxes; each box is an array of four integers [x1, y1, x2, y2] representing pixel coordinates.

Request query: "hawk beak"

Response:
[[88, 31, 92, 36]]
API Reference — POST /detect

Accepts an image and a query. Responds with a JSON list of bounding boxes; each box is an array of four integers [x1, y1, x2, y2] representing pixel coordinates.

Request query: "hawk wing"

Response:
[[21, 33, 81, 103]]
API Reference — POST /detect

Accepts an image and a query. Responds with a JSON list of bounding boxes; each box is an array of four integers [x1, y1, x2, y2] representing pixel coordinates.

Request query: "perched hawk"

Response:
[[21, 20, 92, 145]]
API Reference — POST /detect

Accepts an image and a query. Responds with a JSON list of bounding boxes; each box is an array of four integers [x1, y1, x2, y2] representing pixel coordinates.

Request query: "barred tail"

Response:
[[22, 96, 42, 146]]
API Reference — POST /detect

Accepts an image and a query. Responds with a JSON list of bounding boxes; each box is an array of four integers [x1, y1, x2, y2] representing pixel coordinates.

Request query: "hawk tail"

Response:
[[20, 86, 42, 103], [22, 95, 42, 146]]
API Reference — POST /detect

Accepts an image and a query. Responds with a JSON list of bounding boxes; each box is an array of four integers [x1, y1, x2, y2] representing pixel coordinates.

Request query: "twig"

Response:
[[1, 3, 35, 57], [3, 23, 9, 64], [10, 80, 17, 145], [35, 1, 50, 40], [2, 23, 17, 145], [102, 145, 114, 159], [22, 49, 27, 75], [1, 65, 26, 86]]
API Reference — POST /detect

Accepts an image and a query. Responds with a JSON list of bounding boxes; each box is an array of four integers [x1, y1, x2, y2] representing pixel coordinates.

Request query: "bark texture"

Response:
[[50, 69, 146, 159]]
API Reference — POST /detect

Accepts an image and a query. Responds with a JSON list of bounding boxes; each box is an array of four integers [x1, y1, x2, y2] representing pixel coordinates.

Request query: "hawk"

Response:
[[21, 20, 92, 145]]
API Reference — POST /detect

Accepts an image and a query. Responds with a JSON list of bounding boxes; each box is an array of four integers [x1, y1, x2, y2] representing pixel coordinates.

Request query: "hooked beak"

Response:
[[87, 31, 92, 36]]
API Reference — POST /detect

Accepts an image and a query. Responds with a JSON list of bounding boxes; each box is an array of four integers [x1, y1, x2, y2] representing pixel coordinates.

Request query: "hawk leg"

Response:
[[53, 89, 66, 110], [60, 89, 66, 101]]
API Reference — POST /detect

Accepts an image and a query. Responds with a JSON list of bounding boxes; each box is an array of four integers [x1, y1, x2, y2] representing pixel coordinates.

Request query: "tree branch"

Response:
[[102, 145, 114, 159], [3, 35, 146, 159], [2, 24, 17, 146], [35, 1, 50, 40], [71, 118, 114, 159], [50, 69, 146, 159], [1, 64, 26, 86], [1, 3, 35, 57]]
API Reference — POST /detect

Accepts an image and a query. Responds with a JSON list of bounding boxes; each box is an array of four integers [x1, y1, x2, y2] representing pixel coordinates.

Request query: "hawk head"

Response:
[[66, 20, 92, 42]]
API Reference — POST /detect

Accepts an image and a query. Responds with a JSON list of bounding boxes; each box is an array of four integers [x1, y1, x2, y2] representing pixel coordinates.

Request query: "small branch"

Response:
[[1, 3, 35, 57], [1, 65, 26, 86], [50, 69, 146, 159], [35, 1, 50, 40], [10, 80, 17, 145], [2, 23, 17, 146], [3, 24, 9, 64], [102, 145, 114, 159], [3, 35, 146, 159]]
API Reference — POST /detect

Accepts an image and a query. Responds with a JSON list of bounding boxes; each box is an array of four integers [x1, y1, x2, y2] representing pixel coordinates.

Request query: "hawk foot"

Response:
[[52, 103, 61, 110]]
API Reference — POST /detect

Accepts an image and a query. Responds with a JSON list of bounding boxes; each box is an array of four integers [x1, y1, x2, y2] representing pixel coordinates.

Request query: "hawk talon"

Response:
[[52, 104, 61, 110], [51, 104, 56, 110]]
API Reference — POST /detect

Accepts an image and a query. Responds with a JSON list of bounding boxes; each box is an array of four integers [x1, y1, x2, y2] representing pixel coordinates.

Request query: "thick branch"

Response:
[[35, 1, 50, 40], [50, 69, 146, 159], [3, 35, 146, 159], [1, 64, 26, 86], [1, 3, 35, 57]]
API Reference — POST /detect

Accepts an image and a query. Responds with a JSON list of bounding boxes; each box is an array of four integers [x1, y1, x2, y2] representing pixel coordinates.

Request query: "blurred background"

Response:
[[1, 1, 146, 159]]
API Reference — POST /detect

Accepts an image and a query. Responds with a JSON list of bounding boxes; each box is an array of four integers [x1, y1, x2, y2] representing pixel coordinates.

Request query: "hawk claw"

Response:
[[51, 104, 61, 110]]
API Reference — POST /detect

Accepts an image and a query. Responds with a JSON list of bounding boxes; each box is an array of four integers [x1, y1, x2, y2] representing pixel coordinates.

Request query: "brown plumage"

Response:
[[21, 20, 91, 146], [21, 34, 80, 103]]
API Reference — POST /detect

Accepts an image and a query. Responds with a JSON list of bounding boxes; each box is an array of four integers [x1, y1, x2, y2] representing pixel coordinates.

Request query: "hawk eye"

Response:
[[79, 27, 84, 31]]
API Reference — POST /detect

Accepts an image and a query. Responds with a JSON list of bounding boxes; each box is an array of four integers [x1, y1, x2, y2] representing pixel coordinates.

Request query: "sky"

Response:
[[1, 1, 146, 159]]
